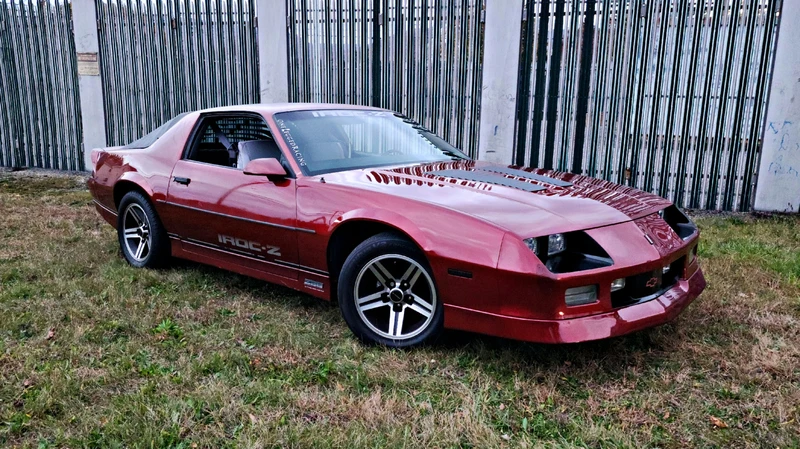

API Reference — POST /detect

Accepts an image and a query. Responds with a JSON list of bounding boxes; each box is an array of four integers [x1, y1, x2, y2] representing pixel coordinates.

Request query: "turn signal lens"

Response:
[[565, 285, 597, 306], [610, 278, 626, 292]]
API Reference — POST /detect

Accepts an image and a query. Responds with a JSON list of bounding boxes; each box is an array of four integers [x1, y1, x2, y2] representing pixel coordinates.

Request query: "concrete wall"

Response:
[[477, 0, 523, 164], [754, 0, 800, 213], [257, 0, 289, 104], [71, 0, 107, 170]]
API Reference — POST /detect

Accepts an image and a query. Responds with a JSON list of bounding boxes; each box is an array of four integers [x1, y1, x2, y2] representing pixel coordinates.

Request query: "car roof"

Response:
[[196, 102, 389, 115]]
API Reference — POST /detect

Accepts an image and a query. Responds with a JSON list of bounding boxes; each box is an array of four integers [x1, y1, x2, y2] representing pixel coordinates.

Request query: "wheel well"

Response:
[[327, 220, 420, 286], [113, 181, 150, 211]]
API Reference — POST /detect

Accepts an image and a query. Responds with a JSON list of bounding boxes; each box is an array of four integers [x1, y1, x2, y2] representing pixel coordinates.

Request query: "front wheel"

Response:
[[117, 190, 170, 268], [338, 233, 443, 348]]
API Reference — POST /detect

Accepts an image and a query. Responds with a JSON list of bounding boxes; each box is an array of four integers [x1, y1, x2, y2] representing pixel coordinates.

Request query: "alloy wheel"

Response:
[[122, 203, 152, 262], [353, 254, 437, 340]]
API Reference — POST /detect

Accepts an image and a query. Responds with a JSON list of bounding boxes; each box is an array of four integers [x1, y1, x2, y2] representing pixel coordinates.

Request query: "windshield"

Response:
[[272, 110, 469, 175]]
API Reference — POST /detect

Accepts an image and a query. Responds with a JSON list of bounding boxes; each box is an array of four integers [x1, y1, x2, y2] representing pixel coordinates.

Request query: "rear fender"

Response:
[[115, 172, 156, 207]]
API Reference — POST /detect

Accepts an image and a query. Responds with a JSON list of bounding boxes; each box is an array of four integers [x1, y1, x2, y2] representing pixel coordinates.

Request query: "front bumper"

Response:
[[444, 266, 706, 344]]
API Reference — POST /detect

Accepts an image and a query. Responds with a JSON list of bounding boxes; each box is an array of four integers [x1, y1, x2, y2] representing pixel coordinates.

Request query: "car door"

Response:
[[160, 113, 300, 280]]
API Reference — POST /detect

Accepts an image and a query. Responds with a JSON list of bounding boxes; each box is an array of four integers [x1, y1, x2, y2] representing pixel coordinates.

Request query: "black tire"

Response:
[[338, 232, 443, 348], [117, 190, 170, 268]]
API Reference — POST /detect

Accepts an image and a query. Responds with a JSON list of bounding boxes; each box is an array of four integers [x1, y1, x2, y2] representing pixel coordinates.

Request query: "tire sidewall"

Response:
[[117, 191, 168, 268], [338, 233, 443, 348]]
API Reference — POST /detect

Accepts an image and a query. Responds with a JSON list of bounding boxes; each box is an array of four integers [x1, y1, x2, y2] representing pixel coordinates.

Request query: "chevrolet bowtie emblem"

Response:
[[646, 277, 659, 288]]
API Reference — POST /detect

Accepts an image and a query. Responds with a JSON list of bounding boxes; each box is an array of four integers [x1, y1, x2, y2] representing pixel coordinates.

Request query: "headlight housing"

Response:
[[549, 233, 566, 255], [524, 236, 538, 254], [523, 231, 613, 273], [523, 233, 566, 257]]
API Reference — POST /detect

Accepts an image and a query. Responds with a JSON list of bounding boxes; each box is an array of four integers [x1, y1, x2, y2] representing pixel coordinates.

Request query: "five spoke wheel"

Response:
[[116, 190, 168, 268], [354, 254, 437, 341], [122, 203, 152, 262]]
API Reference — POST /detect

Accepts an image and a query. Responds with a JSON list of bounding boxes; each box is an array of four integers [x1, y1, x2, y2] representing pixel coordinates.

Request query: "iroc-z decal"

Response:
[[218, 234, 281, 256]]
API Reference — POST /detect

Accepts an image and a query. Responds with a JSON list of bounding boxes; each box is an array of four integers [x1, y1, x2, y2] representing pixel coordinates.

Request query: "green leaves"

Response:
[[152, 319, 184, 341]]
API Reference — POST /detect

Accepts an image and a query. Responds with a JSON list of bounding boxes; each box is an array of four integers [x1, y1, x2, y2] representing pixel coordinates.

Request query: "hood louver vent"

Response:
[[478, 166, 573, 187], [426, 169, 547, 193]]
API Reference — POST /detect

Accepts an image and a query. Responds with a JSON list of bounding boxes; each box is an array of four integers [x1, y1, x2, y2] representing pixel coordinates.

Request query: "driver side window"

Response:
[[186, 114, 276, 169]]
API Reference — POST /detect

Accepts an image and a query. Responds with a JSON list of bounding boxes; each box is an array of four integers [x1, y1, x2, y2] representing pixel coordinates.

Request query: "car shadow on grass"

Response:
[[166, 257, 337, 311], [162, 257, 685, 374], [433, 326, 683, 376]]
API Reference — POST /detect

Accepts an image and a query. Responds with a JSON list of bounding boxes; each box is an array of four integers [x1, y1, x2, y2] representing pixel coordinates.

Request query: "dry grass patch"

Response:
[[0, 171, 798, 448]]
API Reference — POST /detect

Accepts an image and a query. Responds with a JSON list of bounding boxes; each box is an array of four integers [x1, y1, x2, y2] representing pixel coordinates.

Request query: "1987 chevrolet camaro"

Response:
[[88, 103, 706, 347]]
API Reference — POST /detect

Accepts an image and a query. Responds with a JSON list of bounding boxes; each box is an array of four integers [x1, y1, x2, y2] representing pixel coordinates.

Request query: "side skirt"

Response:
[[93, 200, 118, 227], [169, 237, 332, 301]]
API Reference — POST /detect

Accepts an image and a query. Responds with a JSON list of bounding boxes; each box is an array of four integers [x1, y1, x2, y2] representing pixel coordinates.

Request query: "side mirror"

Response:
[[243, 158, 287, 181]]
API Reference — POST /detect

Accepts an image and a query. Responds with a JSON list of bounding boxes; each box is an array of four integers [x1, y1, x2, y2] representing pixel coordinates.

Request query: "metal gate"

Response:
[[514, 0, 781, 211], [0, 0, 84, 171], [287, 0, 485, 157], [95, 0, 260, 146]]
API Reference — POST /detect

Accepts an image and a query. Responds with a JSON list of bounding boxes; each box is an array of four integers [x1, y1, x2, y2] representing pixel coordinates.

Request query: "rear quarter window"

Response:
[[123, 113, 190, 149]]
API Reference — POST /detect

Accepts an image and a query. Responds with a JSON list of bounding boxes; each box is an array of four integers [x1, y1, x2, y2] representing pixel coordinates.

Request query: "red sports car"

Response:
[[88, 103, 705, 347]]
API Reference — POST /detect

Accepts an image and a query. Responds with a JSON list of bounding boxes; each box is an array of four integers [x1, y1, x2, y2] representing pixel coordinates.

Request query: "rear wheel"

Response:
[[117, 191, 170, 268], [338, 233, 443, 347]]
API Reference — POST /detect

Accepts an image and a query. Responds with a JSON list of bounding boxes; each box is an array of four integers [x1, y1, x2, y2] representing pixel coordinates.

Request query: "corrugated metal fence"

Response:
[[514, 0, 782, 211], [96, 0, 260, 146], [0, 0, 785, 211], [287, 0, 486, 157], [0, 0, 83, 170]]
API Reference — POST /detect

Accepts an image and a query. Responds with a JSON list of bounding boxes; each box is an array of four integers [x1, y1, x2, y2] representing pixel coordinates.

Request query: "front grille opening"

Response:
[[611, 257, 685, 308], [662, 206, 696, 240], [545, 232, 613, 274]]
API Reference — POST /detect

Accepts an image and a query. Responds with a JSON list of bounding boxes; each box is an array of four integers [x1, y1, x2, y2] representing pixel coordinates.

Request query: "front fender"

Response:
[[331, 208, 433, 251], [323, 204, 506, 313], [296, 180, 507, 310]]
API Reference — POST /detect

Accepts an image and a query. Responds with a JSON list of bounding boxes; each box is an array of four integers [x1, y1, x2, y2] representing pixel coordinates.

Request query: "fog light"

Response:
[[610, 278, 625, 292], [565, 285, 597, 306]]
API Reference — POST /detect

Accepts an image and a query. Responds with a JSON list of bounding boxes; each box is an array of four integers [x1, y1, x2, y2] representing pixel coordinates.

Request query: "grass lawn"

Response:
[[0, 171, 798, 448]]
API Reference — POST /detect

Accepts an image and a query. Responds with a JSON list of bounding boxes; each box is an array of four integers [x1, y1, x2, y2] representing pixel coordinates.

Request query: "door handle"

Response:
[[173, 176, 191, 185]]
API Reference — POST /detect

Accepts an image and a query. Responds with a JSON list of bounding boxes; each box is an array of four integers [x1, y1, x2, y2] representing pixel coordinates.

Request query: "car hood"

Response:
[[319, 160, 672, 236]]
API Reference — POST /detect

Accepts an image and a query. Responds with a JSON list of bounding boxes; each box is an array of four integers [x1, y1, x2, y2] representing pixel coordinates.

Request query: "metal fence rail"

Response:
[[515, 0, 781, 211], [0, 0, 83, 171], [95, 0, 260, 146], [287, 0, 485, 157]]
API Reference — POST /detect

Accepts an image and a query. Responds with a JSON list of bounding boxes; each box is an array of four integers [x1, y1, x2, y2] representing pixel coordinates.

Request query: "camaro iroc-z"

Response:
[[88, 104, 706, 347]]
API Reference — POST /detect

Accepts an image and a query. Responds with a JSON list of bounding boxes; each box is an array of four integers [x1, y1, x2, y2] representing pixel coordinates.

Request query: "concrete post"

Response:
[[477, 0, 524, 164], [71, 0, 107, 170], [257, 0, 290, 104], [754, 1, 800, 212]]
